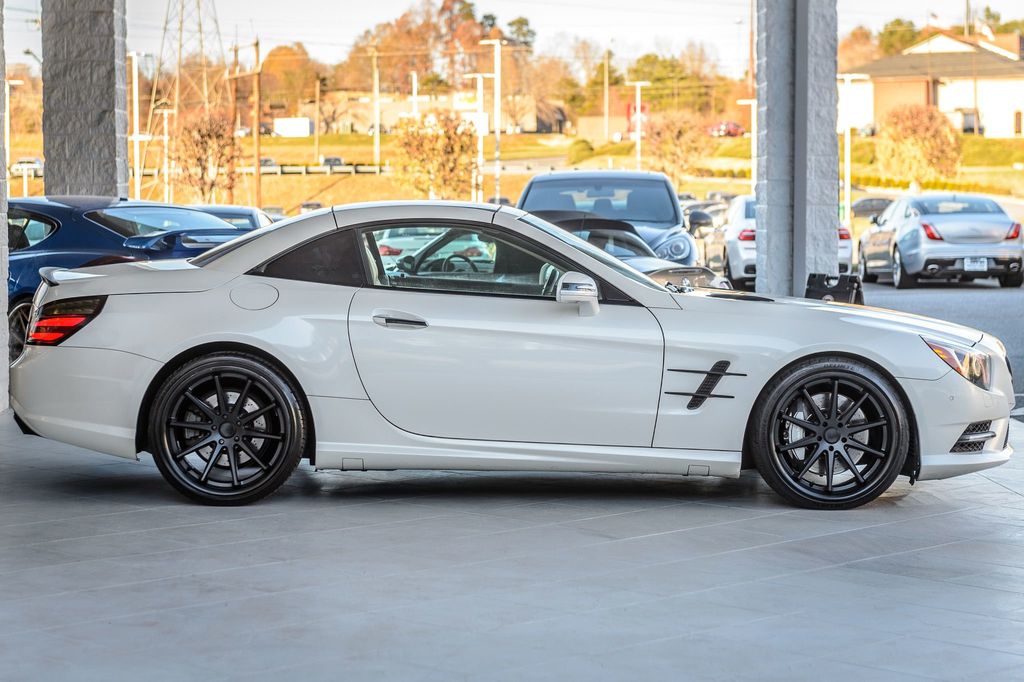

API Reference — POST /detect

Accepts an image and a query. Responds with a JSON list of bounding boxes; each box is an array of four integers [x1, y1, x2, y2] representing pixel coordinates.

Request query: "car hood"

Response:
[[672, 289, 984, 347]]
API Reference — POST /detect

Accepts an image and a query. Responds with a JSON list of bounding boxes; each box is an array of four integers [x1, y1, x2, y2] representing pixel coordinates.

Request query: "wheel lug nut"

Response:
[[219, 439, 224, 444]]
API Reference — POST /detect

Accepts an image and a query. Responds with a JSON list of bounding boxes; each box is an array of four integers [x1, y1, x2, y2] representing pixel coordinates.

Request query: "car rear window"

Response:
[[88, 206, 233, 237], [914, 197, 1004, 215], [521, 178, 679, 224]]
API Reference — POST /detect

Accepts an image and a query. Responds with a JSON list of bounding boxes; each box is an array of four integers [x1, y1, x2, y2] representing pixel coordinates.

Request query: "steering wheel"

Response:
[[442, 253, 479, 272]]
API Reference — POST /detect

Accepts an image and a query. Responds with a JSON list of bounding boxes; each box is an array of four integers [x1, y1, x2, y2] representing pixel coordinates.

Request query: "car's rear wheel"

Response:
[[858, 247, 877, 283], [892, 248, 916, 289], [148, 352, 307, 505], [749, 356, 909, 510], [8, 299, 33, 363], [999, 272, 1023, 288]]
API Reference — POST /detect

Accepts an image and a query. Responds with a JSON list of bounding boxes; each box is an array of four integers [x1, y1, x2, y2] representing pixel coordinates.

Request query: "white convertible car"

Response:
[[11, 202, 1015, 509]]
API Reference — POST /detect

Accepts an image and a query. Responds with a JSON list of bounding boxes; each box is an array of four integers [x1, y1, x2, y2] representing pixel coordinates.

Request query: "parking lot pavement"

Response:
[[863, 280, 1024, 403], [1, 416, 1023, 680]]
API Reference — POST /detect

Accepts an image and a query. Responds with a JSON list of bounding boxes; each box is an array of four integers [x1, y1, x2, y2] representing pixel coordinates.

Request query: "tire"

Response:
[[999, 272, 1023, 288], [8, 299, 33, 363], [858, 247, 877, 283], [892, 249, 916, 289], [749, 356, 909, 510], [148, 352, 307, 505], [722, 253, 743, 289]]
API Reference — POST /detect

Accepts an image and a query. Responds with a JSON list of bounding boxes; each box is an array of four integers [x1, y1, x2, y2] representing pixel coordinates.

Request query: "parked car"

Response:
[[299, 201, 324, 214], [708, 121, 745, 138], [322, 156, 345, 169], [258, 157, 280, 174], [706, 191, 737, 204], [10, 157, 44, 178], [677, 192, 697, 202], [12, 201, 1013, 509], [851, 196, 892, 219], [7, 197, 245, 361], [532, 213, 730, 290], [192, 204, 275, 230], [859, 193, 1023, 289], [703, 195, 853, 288], [373, 226, 492, 270], [518, 171, 699, 266]]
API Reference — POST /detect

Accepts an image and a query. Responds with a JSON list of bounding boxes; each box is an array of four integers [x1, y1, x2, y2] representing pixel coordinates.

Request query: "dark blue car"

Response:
[[8, 196, 248, 360]]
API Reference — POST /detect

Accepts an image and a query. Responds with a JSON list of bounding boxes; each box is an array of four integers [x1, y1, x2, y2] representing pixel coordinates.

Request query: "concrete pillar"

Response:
[[755, 0, 838, 296], [41, 0, 128, 198], [0, 5, 8, 411]]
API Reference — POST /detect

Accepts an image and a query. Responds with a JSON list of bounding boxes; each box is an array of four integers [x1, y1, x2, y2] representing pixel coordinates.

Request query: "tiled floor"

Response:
[[1, 416, 1023, 681]]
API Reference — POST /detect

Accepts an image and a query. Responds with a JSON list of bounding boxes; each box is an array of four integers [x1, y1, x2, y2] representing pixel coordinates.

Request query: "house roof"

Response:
[[846, 50, 1024, 79]]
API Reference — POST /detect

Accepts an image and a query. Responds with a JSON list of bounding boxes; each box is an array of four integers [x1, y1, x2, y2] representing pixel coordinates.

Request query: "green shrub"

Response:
[[567, 139, 595, 164]]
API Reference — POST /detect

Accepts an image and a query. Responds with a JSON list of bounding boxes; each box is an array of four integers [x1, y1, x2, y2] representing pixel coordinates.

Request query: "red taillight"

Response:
[[26, 297, 106, 347], [921, 222, 943, 241], [738, 228, 756, 241], [81, 255, 141, 268], [378, 245, 403, 256], [1008, 223, 1022, 240], [838, 227, 851, 240]]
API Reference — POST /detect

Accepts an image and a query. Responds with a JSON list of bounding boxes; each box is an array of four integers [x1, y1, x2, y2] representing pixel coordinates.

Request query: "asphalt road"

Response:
[[862, 280, 1024, 403]]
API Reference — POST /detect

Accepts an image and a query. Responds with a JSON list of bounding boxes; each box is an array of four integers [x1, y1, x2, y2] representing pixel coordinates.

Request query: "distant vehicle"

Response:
[[262, 206, 287, 222], [706, 191, 737, 203], [299, 201, 324, 214], [851, 196, 892, 219], [535, 214, 730, 291], [486, 196, 513, 206], [10, 157, 43, 178], [259, 158, 280, 173], [859, 193, 1023, 289], [857, 124, 876, 137], [272, 117, 314, 138], [322, 156, 345, 168], [192, 204, 275, 230], [233, 127, 251, 138], [704, 194, 853, 288], [677, 192, 696, 202], [708, 121, 745, 138], [7, 197, 244, 361], [517, 170, 699, 266], [374, 226, 492, 271]]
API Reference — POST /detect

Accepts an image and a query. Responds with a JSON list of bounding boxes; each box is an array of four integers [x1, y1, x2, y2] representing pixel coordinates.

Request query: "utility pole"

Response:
[[411, 70, 419, 117], [737, 98, 757, 195], [228, 39, 263, 207], [4, 79, 24, 194], [625, 81, 649, 170], [227, 44, 239, 204], [129, 51, 144, 199], [371, 48, 381, 173], [464, 73, 493, 202], [155, 108, 174, 202], [313, 75, 321, 164], [481, 38, 504, 200], [964, 0, 971, 37], [603, 50, 610, 143]]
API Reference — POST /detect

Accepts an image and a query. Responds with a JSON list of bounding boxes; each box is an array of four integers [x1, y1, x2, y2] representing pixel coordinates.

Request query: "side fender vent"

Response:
[[665, 360, 746, 410]]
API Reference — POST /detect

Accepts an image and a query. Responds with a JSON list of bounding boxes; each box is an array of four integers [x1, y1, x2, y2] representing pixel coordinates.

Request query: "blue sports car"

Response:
[[8, 196, 248, 361]]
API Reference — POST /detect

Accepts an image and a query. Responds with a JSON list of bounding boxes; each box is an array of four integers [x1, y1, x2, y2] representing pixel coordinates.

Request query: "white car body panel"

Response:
[[10, 202, 1013, 492]]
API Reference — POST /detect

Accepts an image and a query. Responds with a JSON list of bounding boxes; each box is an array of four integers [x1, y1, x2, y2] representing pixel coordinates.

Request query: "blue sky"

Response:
[[4, 0, 1022, 77]]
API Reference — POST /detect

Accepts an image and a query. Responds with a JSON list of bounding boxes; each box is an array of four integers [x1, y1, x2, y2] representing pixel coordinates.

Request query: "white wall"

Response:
[[938, 78, 1024, 138], [836, 79, 874, 132]]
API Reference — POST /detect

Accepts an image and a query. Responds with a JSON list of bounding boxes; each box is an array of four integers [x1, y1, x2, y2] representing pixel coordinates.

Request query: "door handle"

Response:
[[372, 311, 428, 329]]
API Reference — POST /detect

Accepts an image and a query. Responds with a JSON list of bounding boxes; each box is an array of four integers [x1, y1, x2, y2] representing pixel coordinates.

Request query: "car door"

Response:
[[347, 221, 665, 447], [866, 200, 900, 269]]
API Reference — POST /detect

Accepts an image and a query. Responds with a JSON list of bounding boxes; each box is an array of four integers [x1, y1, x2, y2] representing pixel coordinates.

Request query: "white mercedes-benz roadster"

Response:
[[11, 202, 1014, 509]]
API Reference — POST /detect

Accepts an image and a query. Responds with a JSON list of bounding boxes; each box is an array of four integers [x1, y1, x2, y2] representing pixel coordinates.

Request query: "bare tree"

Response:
[[394, 112, 477, 199], [645, 111, 714, 186], [175, 113, 238, 203]]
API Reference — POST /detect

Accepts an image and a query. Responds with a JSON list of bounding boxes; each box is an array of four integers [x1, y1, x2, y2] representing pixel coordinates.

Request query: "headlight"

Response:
[[655, 237, 690, 261], [922, 337, 991, 390]]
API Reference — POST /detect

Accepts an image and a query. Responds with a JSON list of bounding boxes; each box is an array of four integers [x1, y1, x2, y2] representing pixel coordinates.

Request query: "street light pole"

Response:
[[480, 39, 504, 201], [840, 74, 868, 228], [128, 51, 143, 199], [154, 108, 173, 202], [313, 75, 321, 164], [371, 48, 381, 173], [625, 81, 649, 170], [603, 50, 610, 143], [4, 79, 24, 192], [464, 73, 493, 202]]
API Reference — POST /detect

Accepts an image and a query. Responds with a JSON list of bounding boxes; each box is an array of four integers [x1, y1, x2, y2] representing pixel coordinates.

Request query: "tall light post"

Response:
[[840, 74, 868, 228], [5, 79, 24, 190], [737, 98, 757, 194], [480, 38, 505, 200], [154, 108, 174, 202], [625, 80, 649, 170], [127, 52, 151, 200], [371, 48, 381, 173], [411, 70, 419, 117], [464, 73, 493, 202]]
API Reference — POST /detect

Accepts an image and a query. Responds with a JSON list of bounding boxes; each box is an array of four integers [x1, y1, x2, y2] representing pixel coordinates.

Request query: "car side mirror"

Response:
[[687, 210, 714, 235], [556, 271, 599, 317], [869, 214, 879, 225]]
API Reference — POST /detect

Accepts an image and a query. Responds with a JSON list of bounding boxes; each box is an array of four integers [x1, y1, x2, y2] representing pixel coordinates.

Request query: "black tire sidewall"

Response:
[[148, 353, 306, 505], [750, 357, 909, 510]]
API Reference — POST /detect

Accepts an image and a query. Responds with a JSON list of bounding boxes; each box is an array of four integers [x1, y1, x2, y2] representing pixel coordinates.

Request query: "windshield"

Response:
[[518, 214, 667, 292], [520, 178, 679, 226], [914, 196, 1005, 215], [88, 206, 235, 238], [570, 229, 654, 258]]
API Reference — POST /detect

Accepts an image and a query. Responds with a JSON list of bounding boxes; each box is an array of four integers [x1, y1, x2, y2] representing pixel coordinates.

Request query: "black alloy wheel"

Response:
[[750, 357, 908, 510], [8, 300, 32, 363], [149, 353, 306, 505]]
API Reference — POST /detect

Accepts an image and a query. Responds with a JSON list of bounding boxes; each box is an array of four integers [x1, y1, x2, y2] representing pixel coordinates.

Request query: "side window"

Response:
[[8, 211, 57, 252], [878, 201, 898, 226], [255, 229, 364, 287], [361, 224, 568, 299]]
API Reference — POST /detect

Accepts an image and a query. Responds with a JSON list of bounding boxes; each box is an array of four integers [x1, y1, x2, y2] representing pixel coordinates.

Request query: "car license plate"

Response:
[[964, 257, 988, 272]]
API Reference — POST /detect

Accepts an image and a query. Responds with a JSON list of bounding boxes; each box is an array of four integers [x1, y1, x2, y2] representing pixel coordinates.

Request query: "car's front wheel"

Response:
[[749, 356, 909, 510], [148, 352, 307, 505]]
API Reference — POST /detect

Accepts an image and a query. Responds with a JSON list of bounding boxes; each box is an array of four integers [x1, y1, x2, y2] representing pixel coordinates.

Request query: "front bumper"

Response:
[[11, 345, 160, 459]]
